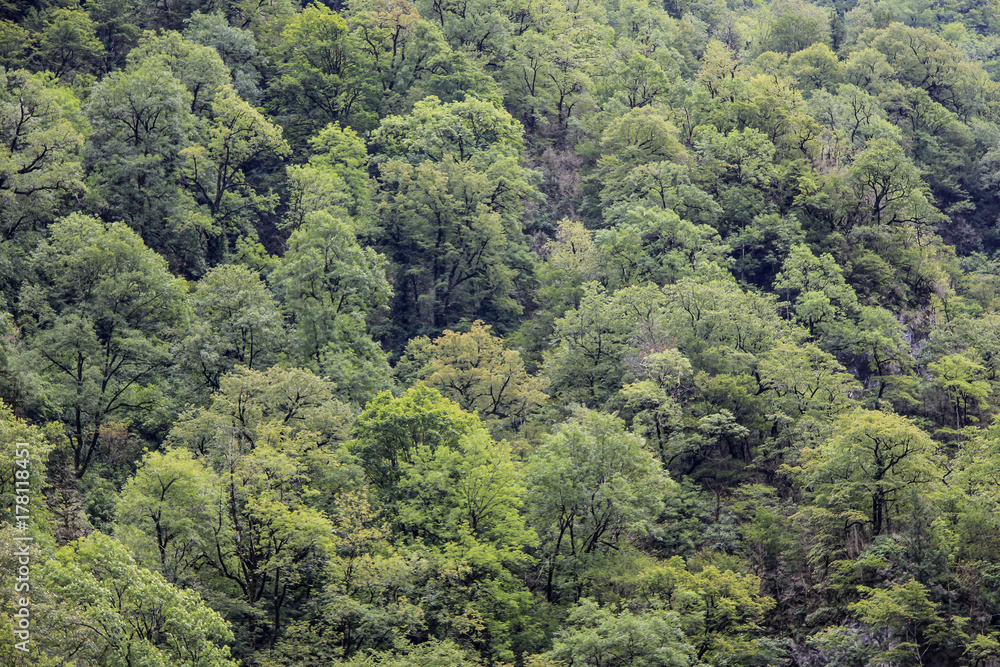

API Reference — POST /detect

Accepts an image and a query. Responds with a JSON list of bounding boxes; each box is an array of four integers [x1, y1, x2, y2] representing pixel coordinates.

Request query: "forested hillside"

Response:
[[4, 0, 1000, 664]]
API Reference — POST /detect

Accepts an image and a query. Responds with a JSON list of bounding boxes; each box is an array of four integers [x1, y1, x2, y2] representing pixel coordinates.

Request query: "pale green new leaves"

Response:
[[848, 137, 943, 227], [757, 341, 859, 417], [545, 599, 699, 667], [352, 383, 482, 494], [396, 321, 547, 433], [774, 244, 859, 340], [285, 121, 372, 226], [168, 365, 352, 460], [372, 95, 525, 168], [159, 367, 352, 645], [927, 352, 991, 429], [396, 428, 535, 553], [786, 409, 945, 538], [115, 448, 221, 583], [38, 531, 236, 667], [126, 31, 231, 115]]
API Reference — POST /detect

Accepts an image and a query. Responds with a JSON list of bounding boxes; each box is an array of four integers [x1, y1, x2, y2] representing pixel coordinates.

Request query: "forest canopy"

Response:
[[5, 0, 1000, 664]]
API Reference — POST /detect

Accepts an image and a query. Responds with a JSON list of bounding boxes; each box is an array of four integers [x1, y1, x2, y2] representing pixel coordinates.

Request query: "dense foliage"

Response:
[[5, 0, 1000, 664]]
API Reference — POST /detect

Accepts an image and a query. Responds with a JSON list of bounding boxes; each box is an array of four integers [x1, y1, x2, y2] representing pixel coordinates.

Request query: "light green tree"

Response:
[[848, 138, 942, 227], [786, 409, 945, 539], [774, 244, 859, 340], [269, 2, 375, 137], [36, 531, 237, 667], [527, 408, 675, 602], [927, 353, 991, 429], [396, 320, 547, 433], [115, 448, 219, 583], [842, 580, 968, 666], [543, 599, 698, 667]]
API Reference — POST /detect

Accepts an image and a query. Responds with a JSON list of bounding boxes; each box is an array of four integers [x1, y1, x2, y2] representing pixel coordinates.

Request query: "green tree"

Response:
[[808, 83, 900, 164], [786, 409, 944, 540], [84, 59, 200, 271], [0, 20, 30, 70], [86, 0, 142, 73], [114, 448, 219, 584], [125, 30, 232, 115], [786, 43, 842, 93], [0, 309, 44, 415], [757, 341, 859, 419], [393, 428, 537, 661], [754, 0, 832, 54], [372, 96, 537, 346], [542, 282, 663, 407], [527, 408, 675, 602], [927, 352, 991, 429], [850, 304, 913, 400], [284, 121, 371, 224], [847, 580, 967, 666], [184, 11, 263, 103], [269, 2, 375, 138], [336, 640, 485, 666], [179, 84, 290, 258], [348, 385, 536, 661], [498, 0, 608, 139], [36, 531, 237, 667], [543, 599, 697, 667], [609, 554, 778, 665], [165, 365, 353, 656], [594, 206, 729, 289], [351, 383, 480, 495], [273, 210, 391, 404], [176, 264, 287, 395], [168, 365, 353, 461], [0, 69, 85, 300], [856, 23, 977, 115], [35, 7, 105, 83], [848, 138, 941, 227], [19, 214, 188, 481], [347, 0, 498, 120], [396, 320, 547, 433], [0, 401, 55, 527], [774, 244, 859, 341]]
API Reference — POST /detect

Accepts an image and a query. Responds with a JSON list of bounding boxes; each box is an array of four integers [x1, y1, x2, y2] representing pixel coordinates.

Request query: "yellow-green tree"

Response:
[[396, 320, 547, 433], [787, 409, 944, 540]]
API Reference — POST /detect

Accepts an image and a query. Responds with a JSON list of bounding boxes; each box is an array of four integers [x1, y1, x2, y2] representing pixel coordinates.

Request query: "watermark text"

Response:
[[12, 442, 31, 653]]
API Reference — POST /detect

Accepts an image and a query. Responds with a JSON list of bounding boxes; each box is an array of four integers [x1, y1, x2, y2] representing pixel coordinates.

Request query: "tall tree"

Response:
[[371, 96, 538, 347], [787, 408, 945, 541], [273, 210, 391, 404], [0, 69, 86, 303], [19, 213, 188, 481], [527, 408, 675, 603], [175, 264, 287, 396]]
